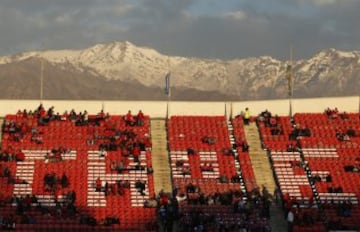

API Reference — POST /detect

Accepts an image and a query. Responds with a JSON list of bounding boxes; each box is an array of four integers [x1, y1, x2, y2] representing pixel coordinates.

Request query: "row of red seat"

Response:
[[260, 112, 360, 230], [1, 112, 156, 231]]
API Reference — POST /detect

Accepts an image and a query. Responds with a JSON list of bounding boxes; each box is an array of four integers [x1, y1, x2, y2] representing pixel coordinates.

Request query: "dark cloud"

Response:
[[0, 0, 359, 59]]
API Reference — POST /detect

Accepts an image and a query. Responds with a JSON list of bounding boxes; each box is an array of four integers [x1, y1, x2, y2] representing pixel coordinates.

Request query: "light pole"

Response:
[[40, 58, 44, 103], [286, 46, 294, 118], [39, 42, 45, 104], [165, 72, 171, 118]]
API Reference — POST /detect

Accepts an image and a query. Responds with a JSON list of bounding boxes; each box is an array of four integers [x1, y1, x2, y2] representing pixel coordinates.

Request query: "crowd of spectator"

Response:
[[143, 184, 273, 232], [95, 177, 131, 196], [0, 163, 27, 185], [43, 172, 69, 193], [0, 190, 79, 230]]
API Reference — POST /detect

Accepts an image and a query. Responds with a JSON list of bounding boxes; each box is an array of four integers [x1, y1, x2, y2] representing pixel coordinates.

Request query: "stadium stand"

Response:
[[258, 109, 360, 231], [166, 115, 271, 231], [0, 99, 359, 231], [0, 106, 156, 231]]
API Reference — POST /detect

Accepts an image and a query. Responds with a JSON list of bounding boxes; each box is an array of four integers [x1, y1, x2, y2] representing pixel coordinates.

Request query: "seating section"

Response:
[[1, 106, 359, 231], [167, 116, 271, 231], [167, 116, 240, 193], [0, 109, 155, 230], [258, 111, 360, 231], [293, 112, 360, 230], [258, 115, 313, 202]]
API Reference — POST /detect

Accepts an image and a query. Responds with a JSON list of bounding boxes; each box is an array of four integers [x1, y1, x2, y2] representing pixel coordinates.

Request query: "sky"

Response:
[[1, 0, 359, 60]]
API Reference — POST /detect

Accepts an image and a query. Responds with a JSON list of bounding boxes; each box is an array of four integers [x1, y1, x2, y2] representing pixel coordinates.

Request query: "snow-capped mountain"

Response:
[[0, 41, 359, 100]]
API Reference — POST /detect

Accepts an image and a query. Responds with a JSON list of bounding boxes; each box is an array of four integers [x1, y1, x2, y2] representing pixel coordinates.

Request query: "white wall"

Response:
[[168, 101, 226, 116], [292, 96, 359, 113], [0, 96, 358, 118]]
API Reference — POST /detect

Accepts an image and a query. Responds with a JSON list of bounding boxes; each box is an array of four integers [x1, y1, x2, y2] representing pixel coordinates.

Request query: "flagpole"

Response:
[[288, 46, 294, 118], [165, 72, 171, 119], [167, 86, 171, 119], [40, 58, 44, 104]]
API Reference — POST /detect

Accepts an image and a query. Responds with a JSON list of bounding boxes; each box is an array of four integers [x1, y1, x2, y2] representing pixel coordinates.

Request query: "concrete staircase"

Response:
[[244, 122, 288, 231], [150, 119, 172, 194], [227, 120, 247, 193], [244, 122, 276, 194]]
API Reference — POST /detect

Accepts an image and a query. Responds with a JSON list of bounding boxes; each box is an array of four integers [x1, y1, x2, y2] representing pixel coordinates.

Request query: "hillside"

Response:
[[0, 41, 359, 100]]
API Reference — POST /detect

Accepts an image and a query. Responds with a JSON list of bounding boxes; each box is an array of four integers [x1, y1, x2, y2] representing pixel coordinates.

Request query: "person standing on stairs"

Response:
[[244, 108, 251, 125]]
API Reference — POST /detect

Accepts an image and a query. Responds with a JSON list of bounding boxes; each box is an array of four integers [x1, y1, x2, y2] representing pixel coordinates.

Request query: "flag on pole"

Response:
[[165, 72, 171, 96]]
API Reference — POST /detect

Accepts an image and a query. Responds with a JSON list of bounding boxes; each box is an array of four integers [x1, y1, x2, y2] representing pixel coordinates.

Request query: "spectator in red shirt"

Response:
[[39, 107, 46, 118], [15, 150, 25, 162], [132, 146, 141, 163], [160, 193, 169, 206], [23, 194, 32, 211], [97, 109, 106, 120], [201, 163, 214, 172], [96, 177, 102, 192], [136, 110, 145, 126], [16, 109, 22, 118], [125, 110, 136, 126], [20, 123, 29, 134], [53, 152, 62, 162]]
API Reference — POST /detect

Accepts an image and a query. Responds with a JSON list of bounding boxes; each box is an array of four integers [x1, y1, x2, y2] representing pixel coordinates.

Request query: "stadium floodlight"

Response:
[[286, 46, 295, 118], [40, 58, 44, 103], [165, 72, 171, 118]]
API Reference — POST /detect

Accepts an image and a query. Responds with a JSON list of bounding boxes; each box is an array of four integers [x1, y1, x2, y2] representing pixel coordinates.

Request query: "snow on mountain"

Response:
[[0, 41, 359, 100]]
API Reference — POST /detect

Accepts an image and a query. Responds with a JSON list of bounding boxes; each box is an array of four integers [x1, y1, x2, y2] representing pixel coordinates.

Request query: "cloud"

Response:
[[297, 0, 337, 6], [0, 0, 359, 59], [223, 10, 247, 21]]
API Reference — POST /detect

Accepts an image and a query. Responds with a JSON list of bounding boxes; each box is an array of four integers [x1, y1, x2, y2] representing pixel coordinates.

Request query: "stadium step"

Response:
[[150, 119, 172, 193], [227, 120, 248, 193], [244, 122, 276, 193]]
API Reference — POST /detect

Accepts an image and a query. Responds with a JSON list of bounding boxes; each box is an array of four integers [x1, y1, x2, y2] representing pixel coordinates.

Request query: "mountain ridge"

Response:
[[0, 41, 359, 101]]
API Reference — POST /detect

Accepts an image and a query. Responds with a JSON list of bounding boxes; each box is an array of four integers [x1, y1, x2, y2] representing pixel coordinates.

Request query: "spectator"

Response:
[[99, 148, 107, 157], [201, 136, 216, 145], [231, 174, 240, 183], [181, 166, 191, 176], [287, 209, 295, 232], [97, 109, 105, 120], [136, 110, 145, 126], [15, 150, 25, 161], [200, 163, 214, 172], [116, 161, 124, 173], [83, 110, 89, 124], [286, 143, 297, 152], [95, 177, 102, 192], [244, 107, 251, 125], [44, 173, 57, 192], [186, 183, 196, 193], [241, 141, 249, 152], [187, 148, 195, 155], [325, 174, 332, 182], [135, 180, 146, 196], [125, 110, 136, 126], [144, 198, 158, 208], [219, 175, 228, 183], [61, 173, 69, 188], [132, 146, 141, 163]]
